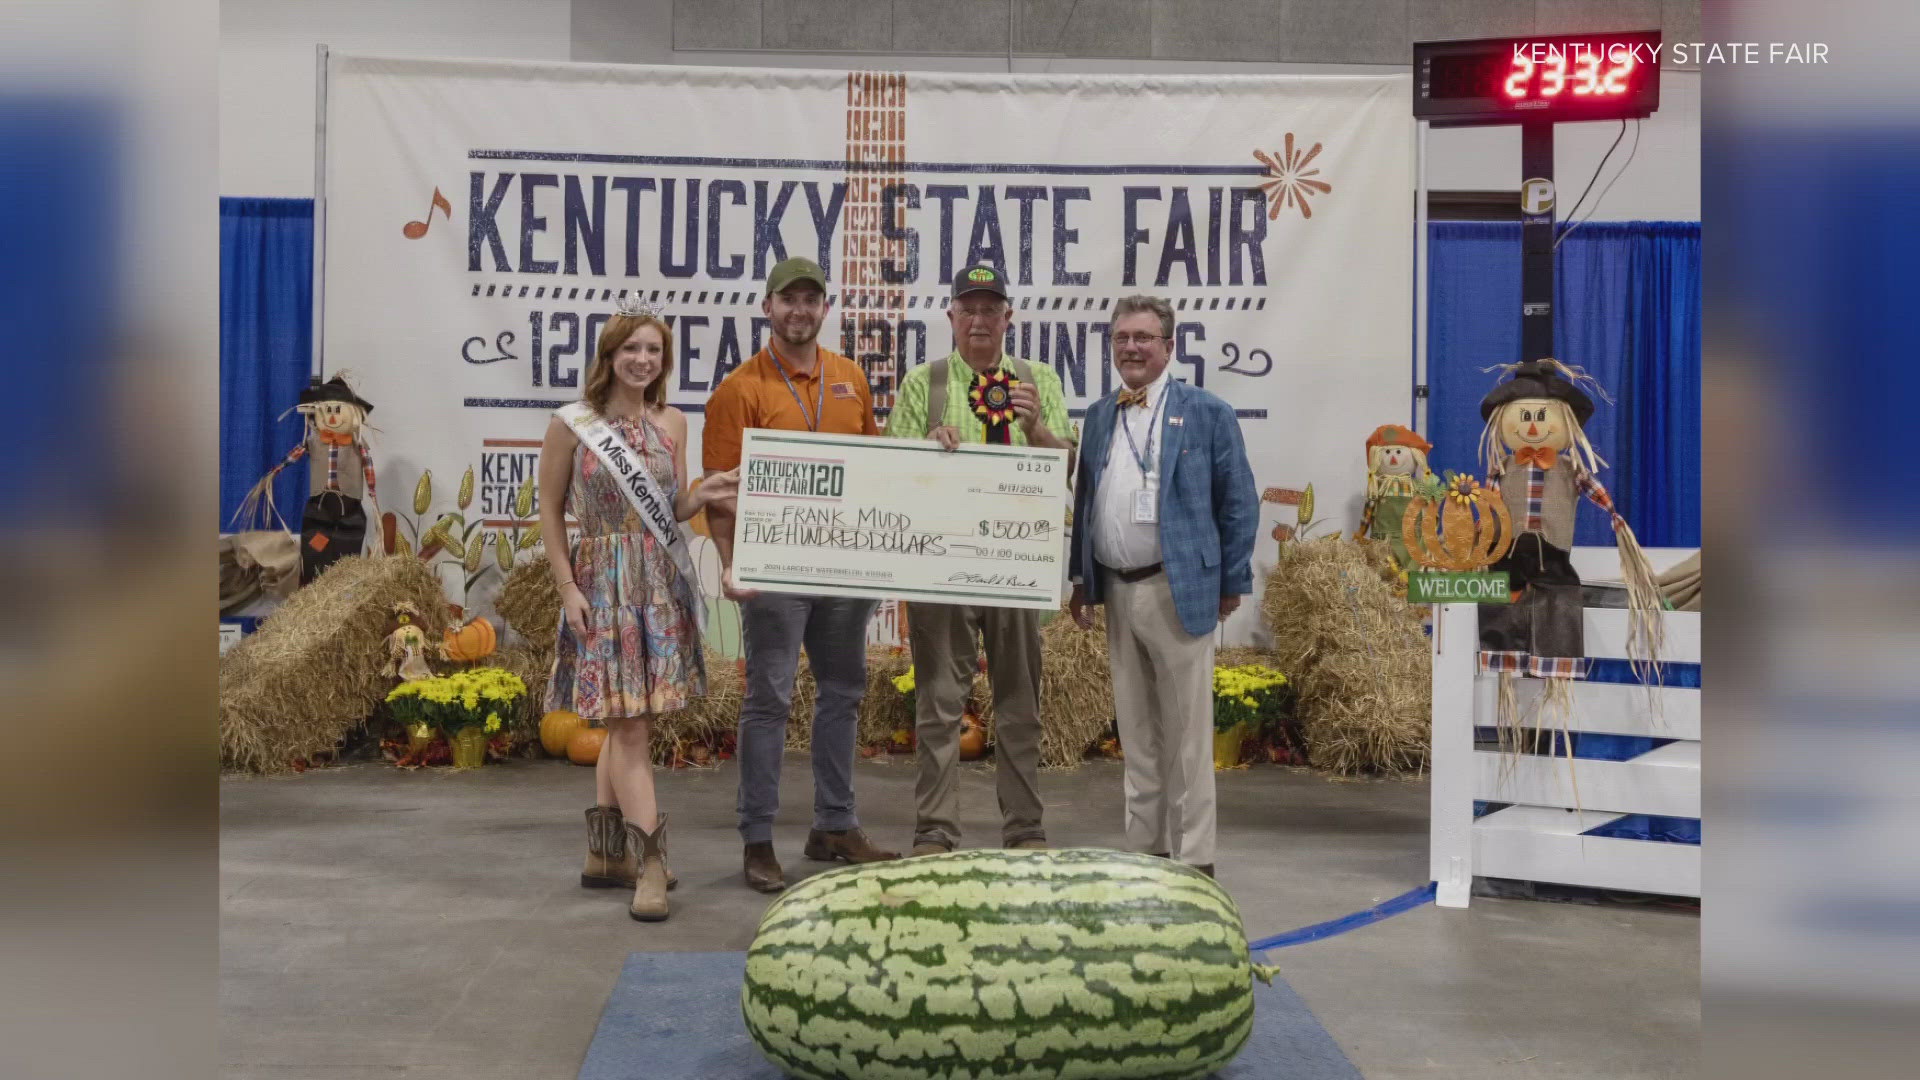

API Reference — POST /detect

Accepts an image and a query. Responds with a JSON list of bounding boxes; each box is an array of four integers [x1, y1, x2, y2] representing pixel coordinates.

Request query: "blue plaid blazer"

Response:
[[1069, 379, 1259, 637]]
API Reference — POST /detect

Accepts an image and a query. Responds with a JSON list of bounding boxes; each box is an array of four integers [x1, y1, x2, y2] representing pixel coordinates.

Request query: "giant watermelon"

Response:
[[741, 848, 1277, 1080]]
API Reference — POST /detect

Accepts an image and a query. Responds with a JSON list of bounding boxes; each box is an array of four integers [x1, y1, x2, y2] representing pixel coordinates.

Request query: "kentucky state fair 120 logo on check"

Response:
[[731, 429, 1070, 610]]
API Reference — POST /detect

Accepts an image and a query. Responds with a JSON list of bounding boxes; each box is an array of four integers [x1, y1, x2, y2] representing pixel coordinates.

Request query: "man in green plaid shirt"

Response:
[[885, 262, 1076, 857]]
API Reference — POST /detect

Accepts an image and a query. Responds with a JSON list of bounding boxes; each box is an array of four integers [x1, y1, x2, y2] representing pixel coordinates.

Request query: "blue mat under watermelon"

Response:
[[579, 951, 1362, 1080]]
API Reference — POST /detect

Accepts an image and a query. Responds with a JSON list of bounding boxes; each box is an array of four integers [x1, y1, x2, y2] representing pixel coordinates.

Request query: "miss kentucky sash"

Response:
[[556, 402, 706, 634]]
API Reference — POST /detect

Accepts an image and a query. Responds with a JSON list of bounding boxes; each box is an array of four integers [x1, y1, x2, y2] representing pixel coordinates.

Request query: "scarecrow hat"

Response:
[[1478, 358, 1594, 426], [300, 375, 374, 415], [1365, 424, 1432, 454]]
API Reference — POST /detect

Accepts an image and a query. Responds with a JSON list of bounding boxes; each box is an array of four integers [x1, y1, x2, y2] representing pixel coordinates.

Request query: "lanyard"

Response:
[[1118, 384, 1166, 477], [771, 351, 827, 432]]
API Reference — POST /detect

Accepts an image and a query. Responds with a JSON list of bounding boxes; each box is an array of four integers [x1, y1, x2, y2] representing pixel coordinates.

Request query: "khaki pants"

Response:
[[907, 602, 1046, 849], [1104, 571, 1218, 867]]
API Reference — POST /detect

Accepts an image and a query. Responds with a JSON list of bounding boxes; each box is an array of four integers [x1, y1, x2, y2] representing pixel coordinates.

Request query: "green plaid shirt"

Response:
[[885, 352, 1075, 447]]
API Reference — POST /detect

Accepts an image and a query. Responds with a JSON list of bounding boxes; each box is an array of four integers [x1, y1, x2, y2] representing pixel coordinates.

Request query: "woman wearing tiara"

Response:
[[539, 297, 739, 922]]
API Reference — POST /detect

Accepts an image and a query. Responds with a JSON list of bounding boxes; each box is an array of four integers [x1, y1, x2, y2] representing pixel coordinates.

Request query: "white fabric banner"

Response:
[[323, 56, 1412, 648]]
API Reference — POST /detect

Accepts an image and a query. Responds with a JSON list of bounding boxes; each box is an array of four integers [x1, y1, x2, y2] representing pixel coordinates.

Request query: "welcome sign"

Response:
[[322, 56, 1412, 647]]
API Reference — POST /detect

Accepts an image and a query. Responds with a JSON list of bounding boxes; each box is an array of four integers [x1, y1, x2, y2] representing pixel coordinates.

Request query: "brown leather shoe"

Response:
[[1005, 837, 1049, 850], [743, 842, 786, 893], [1147, 851, 1171, 860], [910, 840, 952, 858], [803, 828, 900, 864], [1192, 864, 1216, 879]]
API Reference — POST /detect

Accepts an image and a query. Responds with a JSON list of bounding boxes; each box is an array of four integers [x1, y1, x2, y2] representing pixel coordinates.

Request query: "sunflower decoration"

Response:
[[969, 368, 1021, 444], [1444, 472, 1484, 506]]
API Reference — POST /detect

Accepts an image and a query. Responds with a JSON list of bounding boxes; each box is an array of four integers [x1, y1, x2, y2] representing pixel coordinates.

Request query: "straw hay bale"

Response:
[[1263, 536, 1430, 777], [495, 560, 560, 721], [1036, 604, 1114, 768], [1215, 645, 1278, 671], [220, 555, 448, 774], [861, 648, 915, 746]]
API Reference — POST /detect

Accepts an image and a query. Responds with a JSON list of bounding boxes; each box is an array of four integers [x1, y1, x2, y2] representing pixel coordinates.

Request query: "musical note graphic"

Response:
[[402, 187, 452, 239]]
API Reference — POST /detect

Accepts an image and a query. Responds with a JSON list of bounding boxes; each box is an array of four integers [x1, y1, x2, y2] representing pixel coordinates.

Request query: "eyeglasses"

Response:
[[954, 303, 1007, 319], [1111, 332, 1169, 346]]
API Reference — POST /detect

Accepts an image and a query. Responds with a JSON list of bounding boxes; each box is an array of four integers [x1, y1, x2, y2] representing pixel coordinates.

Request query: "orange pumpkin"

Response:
[[958, 714, 987, 760], [441, 617, 497, 663], [567, 726, 606, 766], [539, 709, 585, 757]]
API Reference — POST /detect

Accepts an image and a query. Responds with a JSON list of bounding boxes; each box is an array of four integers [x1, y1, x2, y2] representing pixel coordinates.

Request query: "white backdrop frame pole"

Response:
[[1413, 118, 1429, 435], [310, 43, 330, 379]]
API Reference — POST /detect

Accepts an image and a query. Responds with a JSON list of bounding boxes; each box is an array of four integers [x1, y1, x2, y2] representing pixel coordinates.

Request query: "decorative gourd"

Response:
[[742, 849, 1276, 1080], [565, 725, 605, 766], [441, 617, 497, 663], [957, 713, 987, 760], [539, 709, 586, 757]]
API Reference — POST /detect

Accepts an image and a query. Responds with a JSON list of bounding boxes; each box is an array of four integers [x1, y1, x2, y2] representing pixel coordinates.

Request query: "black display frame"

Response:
[[1414, 31, 1663, 127]]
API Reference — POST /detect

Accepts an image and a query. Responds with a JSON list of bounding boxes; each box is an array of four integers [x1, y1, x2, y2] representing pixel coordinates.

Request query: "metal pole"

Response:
[[310, 43, 330, 380], [1413, 118, 1429, 435], [1520, 120, 1554, 362]]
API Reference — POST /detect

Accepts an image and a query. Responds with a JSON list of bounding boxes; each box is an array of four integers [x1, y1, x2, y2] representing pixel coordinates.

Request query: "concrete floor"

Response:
[[220, 756, 1698, 1080]]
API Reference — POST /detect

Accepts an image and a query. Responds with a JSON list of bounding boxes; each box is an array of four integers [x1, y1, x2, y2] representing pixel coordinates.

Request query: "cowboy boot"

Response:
[[582, 806, 636, 888], [625, 814, 671, 922], [583, 807, 675, 890]]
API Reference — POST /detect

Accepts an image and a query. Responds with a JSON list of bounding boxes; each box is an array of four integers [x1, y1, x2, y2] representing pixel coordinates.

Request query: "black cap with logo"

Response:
[[951, 262, 1009, 301]]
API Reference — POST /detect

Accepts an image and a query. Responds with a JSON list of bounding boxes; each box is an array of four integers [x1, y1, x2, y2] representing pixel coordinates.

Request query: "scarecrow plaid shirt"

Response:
[[316, 440, 376, 497], [1489, 458, 1617, 533], [1478, 651, 1589, 679]]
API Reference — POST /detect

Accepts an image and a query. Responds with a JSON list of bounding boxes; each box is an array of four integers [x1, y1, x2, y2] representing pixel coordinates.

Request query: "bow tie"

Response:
[[317, 428, 356, 447], [1116, 387, 1150, 409], [1513, 445, 1558, 469]]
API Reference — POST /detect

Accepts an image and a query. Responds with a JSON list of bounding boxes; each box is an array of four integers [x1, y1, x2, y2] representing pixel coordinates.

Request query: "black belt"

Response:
[[1103, 562, 1163, 584]]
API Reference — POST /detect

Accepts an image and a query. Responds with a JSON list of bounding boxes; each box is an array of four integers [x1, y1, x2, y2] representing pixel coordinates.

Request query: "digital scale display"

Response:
[[1415, 31, 1661, 126]]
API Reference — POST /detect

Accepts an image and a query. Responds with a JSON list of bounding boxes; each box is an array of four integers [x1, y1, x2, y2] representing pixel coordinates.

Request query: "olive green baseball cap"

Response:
[[765, 256, 828, 297]]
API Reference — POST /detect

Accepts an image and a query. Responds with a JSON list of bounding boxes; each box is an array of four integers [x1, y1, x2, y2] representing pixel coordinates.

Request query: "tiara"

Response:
[[614, 291, 663, 320]]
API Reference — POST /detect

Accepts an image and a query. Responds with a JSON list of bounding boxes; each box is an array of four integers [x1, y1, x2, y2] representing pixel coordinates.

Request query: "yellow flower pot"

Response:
[[1212, 723, 1246, 770], [450, 726, 488, 769]]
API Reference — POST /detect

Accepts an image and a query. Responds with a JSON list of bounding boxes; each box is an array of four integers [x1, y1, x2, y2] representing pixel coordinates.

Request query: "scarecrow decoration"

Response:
[[968, 368, 1019, 444], [237, 375, 382, 585], [382, 601, 435, 682], [1358, 424, 1437, 569], [1475, 359, 1664, 730]]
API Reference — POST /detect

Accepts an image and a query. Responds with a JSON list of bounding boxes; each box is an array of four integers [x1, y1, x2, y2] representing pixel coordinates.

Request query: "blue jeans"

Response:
[[735, 593, 876, 843]]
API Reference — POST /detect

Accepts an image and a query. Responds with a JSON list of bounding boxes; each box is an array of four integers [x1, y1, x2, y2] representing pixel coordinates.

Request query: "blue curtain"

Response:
[[220, 198, 314, 529], [1427, 221, 1700, 547]]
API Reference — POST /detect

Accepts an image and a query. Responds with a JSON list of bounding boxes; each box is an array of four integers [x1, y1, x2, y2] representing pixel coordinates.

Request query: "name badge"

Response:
[[1132, 488, 1158, 524]]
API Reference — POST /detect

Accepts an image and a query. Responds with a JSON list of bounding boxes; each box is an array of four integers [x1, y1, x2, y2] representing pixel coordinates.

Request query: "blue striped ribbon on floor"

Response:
[[1249, 882, 1438, 953]]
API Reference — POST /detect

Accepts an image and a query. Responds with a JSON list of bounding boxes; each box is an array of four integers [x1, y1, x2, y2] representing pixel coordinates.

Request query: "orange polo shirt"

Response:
[[702, 346, 878, 472]]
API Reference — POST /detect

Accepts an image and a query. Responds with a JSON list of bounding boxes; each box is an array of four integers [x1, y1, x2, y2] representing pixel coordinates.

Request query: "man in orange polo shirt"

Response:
[[703, 257, 900, 892]]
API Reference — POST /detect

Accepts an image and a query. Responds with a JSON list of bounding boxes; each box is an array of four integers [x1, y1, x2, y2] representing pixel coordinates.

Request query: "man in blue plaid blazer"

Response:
[[1068, 295, 1258, 877]]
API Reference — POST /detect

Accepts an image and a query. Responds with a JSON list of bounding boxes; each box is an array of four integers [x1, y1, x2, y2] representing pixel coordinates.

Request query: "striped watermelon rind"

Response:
[[741, 848, 1263, 1080]]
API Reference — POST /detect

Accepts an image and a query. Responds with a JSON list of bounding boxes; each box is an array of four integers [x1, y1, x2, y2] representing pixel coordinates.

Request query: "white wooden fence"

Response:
[[1428, 599, 1702, 908]]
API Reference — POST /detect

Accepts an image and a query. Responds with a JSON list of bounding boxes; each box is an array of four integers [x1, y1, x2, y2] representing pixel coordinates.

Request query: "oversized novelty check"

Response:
[[732, 429, 1070, 610]]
